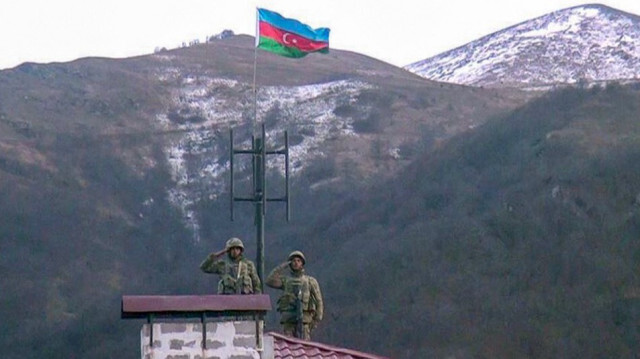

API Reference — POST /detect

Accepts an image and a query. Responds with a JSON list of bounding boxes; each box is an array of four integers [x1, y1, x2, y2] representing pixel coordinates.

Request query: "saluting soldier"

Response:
[[266, 250, 323, 340], [200, 237, 261, 294]]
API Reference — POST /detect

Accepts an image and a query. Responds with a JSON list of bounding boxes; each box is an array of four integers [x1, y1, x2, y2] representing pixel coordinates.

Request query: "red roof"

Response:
[[269, 332, 390, 359]]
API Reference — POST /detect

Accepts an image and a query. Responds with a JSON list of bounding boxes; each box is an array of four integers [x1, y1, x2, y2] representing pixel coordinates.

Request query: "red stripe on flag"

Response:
[[259, 21, 328, 52]]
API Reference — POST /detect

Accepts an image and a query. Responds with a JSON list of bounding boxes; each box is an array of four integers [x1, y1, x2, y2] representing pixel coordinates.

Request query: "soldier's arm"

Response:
[[199, 250, 227, 274], [249, 261, 262, 293], [309, 277, 323, 321], [265, 261, 289, 289]]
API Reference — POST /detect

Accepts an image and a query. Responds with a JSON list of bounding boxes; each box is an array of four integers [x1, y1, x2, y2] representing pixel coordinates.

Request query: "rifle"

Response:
[[295, 286, 303, 339]]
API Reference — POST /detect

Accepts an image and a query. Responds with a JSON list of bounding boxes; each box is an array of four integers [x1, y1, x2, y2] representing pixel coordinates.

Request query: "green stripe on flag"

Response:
[[257, 37, 309, 58]]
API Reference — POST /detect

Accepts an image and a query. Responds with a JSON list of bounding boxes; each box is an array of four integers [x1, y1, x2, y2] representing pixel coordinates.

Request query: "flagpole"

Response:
[[253, 44, 258, 134], [253, 8, 259, 134], [253, 8, 265, 285]]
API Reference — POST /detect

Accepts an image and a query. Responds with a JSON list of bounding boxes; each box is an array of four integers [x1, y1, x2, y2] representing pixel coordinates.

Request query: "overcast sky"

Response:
[[2, 0, 640, 70]]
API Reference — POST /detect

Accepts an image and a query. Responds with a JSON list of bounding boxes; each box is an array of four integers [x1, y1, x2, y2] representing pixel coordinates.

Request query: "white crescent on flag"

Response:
[[283, 33, 292, 44]]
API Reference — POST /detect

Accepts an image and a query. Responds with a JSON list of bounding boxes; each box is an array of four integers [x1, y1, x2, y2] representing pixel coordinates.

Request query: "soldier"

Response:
[[266, 250, 323, 340], [200, 237, 261, 294]]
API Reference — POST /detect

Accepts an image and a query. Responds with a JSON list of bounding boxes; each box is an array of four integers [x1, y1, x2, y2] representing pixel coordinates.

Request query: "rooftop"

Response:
[[121, 294, 271, 318], [269, 332, 390, 359]]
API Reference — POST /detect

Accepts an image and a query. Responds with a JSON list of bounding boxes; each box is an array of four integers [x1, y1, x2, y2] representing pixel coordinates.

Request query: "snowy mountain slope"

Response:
[[406, 4, 640, 89], [142, 36, 531, 236], [0, 34, 530, 240], [154, 72, 373, 235]]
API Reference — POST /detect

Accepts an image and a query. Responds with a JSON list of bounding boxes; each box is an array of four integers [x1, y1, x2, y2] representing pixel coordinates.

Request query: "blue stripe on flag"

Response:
[[257, 8, 330, 43]]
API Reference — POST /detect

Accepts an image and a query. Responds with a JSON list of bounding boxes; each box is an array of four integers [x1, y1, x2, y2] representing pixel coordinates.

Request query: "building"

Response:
[[122, 294, 389, 359]]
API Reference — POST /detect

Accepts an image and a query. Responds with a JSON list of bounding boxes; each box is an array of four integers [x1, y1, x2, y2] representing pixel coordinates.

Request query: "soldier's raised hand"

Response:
[[211, 248, 227, 258]]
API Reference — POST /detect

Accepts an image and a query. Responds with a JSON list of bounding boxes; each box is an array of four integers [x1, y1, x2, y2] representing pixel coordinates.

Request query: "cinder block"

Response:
[[162, 323, 188, 333], [234, 322, 256, 335], [229, 355, 256, 359], [233, 336, 256, 348], [205, 322, 218, 333], [170, 339, 185, 350], [204, 339, 225, 349]]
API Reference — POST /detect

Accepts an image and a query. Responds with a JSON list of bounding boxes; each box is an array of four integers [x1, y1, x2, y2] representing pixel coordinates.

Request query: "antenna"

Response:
[[229, 123, 290, 283]]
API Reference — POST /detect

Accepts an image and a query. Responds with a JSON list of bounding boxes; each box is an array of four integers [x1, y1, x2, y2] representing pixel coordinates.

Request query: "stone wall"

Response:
[[140, 320, 264, 359]]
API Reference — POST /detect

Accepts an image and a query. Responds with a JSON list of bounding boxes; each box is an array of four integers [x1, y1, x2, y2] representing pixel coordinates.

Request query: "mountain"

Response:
[[0, 35, 530, 358], [310, 84, 640, 357], [69, 35, 530, 237], [0, 35, 530, 238], [5, 20, 640, 358], [406, 4, 640, 89]]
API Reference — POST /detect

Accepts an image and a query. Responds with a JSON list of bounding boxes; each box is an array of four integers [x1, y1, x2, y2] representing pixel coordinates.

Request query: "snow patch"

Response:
[[152, 67, 374, 235], [405, 5, 640, 88]]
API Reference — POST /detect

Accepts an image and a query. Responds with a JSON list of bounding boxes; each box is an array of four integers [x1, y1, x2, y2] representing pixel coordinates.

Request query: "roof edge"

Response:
[[267, 331, 390, 359]]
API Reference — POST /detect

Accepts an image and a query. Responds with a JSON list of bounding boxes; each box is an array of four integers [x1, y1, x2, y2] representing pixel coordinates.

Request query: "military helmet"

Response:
[[288, 250, 306, 264], [225, 237, 244, 251]]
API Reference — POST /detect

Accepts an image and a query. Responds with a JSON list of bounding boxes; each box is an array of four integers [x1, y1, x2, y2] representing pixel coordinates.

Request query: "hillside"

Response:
[[306, 84, 640, 357], [0, 35, 530, 358], [2, 30, 640, 358], [406, 4, 640, 89], [144, 35, 532, 236]]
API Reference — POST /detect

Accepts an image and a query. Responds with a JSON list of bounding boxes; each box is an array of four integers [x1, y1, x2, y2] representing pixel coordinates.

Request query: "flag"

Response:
[[256, 8, 330, 58]]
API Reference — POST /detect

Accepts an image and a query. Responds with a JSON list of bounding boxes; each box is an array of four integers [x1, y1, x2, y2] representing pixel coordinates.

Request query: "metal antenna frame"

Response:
[[229, 123, 290, 283]]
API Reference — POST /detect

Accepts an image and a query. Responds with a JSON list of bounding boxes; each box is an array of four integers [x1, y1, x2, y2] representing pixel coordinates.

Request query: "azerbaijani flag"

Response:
[[256, 8, 330, 58]]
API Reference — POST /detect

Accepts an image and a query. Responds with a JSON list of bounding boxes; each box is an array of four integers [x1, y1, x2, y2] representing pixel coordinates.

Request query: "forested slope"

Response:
[[307, 84, 640, 358]]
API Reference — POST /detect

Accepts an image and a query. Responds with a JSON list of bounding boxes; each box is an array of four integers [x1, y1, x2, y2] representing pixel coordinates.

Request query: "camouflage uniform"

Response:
[[200, 238, 262, 294], [266, 251, 323, 340]]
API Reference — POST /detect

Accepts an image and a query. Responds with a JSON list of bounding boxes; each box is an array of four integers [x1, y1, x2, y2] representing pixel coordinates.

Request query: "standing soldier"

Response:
[[200, 237, 261, 294], [266, 251, 323, 340]]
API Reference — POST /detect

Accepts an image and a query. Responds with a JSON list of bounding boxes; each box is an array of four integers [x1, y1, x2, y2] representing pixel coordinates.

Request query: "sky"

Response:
[[2, 0, 640, 70]]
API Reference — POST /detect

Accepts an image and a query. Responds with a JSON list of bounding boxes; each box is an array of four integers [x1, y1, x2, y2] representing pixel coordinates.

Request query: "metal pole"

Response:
[[252, 20, 259, 135], [261, 124, 267, 215], [230, 129, 235, 221], [255, 136, 265, 284], [285, 130, 290, 222], [229, 124, 288, 287]]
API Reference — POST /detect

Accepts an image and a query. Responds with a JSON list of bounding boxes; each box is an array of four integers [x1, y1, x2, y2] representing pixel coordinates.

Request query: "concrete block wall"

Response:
[[140, 320, 263, 359]]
